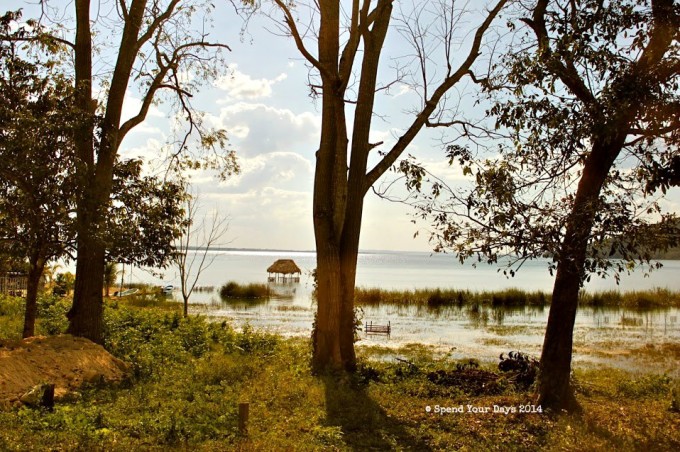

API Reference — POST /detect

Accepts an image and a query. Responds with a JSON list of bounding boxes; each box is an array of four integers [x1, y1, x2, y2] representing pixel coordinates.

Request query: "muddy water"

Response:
[[192, 289, 680, 374]]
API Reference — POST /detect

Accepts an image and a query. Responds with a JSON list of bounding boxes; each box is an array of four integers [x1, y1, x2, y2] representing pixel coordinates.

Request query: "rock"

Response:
[[19, 383, 55, 409]]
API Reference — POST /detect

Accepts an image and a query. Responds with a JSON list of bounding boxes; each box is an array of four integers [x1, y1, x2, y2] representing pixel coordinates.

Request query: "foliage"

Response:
[[105, 160, 189, 269], [46, 0, 239, 342], [35, 295, 70, 336], [0, 9, 78, 278], [52, 272, 75, 296], [0, 294, 23, 340], [579, 287, 680, 308], [1, 303, 679, 450], [354, 286, 680, 308], [498, 351, 539, 390], [392, 0, 680, 410]]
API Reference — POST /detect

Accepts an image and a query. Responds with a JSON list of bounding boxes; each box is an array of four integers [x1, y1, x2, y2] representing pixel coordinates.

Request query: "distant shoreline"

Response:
[[188, 246, 680, 260]]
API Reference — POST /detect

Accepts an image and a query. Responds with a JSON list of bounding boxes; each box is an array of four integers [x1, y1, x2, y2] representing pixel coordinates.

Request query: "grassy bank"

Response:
[[354, 287, 680, 309], [1, 295, 679, 450]]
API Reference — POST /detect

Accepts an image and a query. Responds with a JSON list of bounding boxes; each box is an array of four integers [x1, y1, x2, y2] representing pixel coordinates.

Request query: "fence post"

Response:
[[238, 402, 249, 435]]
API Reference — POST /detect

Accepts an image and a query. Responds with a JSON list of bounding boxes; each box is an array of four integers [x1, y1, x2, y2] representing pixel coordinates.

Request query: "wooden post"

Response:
[[238, 402, 249, 435]]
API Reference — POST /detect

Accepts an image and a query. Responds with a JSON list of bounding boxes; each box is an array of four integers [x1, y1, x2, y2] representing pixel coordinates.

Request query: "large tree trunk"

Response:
[[537, 139, 622, 410], [22, 255, 46, 338], [313, 243, 344, 370], [67, 232, 106, 342], [313, 236, 361, 372]]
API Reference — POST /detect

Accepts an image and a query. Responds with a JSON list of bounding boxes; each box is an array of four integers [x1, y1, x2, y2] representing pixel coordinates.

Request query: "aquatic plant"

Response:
[[219, 281, 272, 299]]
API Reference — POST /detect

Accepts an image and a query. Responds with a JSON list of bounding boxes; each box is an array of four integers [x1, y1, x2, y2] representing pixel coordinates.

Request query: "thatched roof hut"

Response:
[[267, 259, 302, 282]]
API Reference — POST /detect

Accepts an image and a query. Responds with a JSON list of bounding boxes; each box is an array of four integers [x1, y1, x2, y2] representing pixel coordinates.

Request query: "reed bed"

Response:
[[219, 281, 276, 299], [354, 287, 680, 308], [577, 288, 680, 308]]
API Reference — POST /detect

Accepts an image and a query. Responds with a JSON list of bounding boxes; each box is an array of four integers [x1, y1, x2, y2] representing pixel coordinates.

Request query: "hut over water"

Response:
[[267, 259, 302, 283]]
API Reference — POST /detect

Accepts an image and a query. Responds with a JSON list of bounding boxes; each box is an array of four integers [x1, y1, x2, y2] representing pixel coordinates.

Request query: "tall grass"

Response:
[[354, 287, 551, 307], [578, 288, 680, 308], [219, 281, 274, 299], [354, 287, 680, 308]]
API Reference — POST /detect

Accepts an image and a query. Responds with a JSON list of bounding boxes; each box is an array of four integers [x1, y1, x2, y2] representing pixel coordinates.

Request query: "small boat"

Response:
[[113, 288, 139, 297]]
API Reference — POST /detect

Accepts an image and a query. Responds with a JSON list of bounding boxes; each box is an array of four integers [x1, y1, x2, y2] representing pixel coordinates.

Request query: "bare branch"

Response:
[[364, 0, 509, 191], [273, 0, 328, 79]]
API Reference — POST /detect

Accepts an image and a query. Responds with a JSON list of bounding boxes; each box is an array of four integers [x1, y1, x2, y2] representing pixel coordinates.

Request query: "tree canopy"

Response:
[[398, 0, 680, 280]]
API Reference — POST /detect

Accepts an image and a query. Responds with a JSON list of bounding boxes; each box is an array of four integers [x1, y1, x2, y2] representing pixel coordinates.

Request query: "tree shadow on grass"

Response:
[[321, 376, 433, 451]]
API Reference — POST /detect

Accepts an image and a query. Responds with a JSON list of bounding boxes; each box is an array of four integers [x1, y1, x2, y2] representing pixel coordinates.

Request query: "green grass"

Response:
[[354, 286, 680, 308], [1, 296, 679, 450]]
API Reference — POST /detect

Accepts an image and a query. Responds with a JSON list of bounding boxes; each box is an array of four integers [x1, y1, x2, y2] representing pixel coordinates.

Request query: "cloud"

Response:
[[207, 102, 320, 158], [200, 187, 315, 250], [215, 64, 287, 99], [191, 151, 313, 195]]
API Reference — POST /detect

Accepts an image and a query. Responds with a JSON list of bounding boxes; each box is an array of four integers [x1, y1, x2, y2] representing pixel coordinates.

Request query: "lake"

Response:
[[124, 249, 680, 371], [127, 248, 680, 294]]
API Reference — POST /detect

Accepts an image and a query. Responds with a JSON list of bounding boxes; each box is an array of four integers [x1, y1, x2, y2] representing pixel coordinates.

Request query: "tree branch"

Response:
[[364, 0, 509, 192], [273, 0, 329, 80]]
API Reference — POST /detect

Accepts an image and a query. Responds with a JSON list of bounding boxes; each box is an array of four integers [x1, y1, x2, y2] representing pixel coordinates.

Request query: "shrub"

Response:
[[36, 295, 70, 335]]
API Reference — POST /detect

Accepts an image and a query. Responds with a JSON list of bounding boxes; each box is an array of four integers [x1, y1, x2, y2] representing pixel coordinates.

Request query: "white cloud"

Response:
[[118, 137, 165, 162], [394, 83, 412, 97], [201, 188, 315, 250], [208, 102, 320, 158], [215, 64, 288, 99], [210, 151, 313, 193]]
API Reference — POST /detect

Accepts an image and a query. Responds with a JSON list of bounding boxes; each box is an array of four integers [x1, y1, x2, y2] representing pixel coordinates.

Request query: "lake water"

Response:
[[124, 249, 680, 371], [129, 248, 680, 295]]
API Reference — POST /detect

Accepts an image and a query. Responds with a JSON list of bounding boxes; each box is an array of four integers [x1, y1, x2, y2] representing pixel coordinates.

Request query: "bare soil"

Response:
[[0, 335, 130, 406]]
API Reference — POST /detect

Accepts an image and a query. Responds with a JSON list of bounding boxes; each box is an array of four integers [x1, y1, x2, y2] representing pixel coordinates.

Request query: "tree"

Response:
[[269, 0, 508, 370], [2, 8, 193, 335], [36, 0, 238, 343], [173, 193, 230, 317], [0, 11, 77, 338], [393, 0, 680, 411], [104, 158, 188, 271]]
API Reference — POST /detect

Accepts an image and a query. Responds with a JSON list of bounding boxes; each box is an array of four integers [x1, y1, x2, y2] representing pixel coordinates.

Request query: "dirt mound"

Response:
[[0, 335, 130, 406]]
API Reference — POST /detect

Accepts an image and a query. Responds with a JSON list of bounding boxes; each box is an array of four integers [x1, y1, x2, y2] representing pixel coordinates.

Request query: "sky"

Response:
[[8, 0, 680, 253]]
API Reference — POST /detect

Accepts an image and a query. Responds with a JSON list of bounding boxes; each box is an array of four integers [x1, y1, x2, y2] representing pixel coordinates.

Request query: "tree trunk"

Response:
[[22, 255, 46, 338], [537, 244, 586, 411], [313, 242, 344, 370], [537, 139, 622, 411], [68, 232, 106, 343]]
